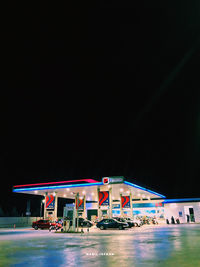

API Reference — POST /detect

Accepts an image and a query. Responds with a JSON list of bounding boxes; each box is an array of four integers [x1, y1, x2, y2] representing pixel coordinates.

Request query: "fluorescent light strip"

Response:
[[124, 181, 166, 198], [163, 198, 200, 203], [13, 182, 103, 192]]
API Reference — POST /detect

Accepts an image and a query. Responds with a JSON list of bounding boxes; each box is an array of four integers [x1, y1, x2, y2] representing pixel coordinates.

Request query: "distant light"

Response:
[[66, 188, 70, 191], [91, 192, 94, 196], [137, 193, 141, 197], [35, 191, 38, 194], [120, 188, 123, 192], [108, 185, 111, 188], [42, 199, 45, 203], [82, 191, 86, 194], [53, 192, 56, 197], [63, 194, 66, 197], [127, 191, 130, 194]]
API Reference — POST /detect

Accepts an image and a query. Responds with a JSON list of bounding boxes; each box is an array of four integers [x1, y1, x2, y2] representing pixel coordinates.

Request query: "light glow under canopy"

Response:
[[124, 181, 166, 198]]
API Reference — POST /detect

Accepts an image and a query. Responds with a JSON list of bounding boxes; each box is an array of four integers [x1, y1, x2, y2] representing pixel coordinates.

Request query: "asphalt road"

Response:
[[0, 224, 200, 267]]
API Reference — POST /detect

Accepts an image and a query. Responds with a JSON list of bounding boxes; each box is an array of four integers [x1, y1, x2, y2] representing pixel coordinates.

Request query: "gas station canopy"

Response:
[[13, 177, 166, 201]]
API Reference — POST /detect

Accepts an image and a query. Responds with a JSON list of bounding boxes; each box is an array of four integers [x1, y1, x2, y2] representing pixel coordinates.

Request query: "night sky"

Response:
[[1, 2, 200, 215]]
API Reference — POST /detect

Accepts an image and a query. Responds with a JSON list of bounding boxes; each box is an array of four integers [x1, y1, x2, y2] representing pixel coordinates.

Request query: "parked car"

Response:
[[78, 218, 93, 227], [70, 217, 93, 228], [114, 217, 134, 228], [123, 217, 136, 228], [96, 218, 129, 230], [32, 219, 62, 230]]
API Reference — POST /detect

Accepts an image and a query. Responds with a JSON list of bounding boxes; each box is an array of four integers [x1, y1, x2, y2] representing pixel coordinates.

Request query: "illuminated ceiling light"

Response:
[[120, 188, 123, 192], [35, 191, 38, 194], [53, 192, 56, 197], [63, 194, 66, 197]]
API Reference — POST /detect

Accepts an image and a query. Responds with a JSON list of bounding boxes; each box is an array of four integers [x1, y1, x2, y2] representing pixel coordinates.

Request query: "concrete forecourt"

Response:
[[0, 224, 200, 267]]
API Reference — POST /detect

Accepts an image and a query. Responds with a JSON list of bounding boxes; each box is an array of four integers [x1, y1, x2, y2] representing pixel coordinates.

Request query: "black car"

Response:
[[124, 218, 136, 227], [70, 217, 93, 227], [78, 218, 93, 227], [96, 218, 129, 230], [114, 217, 134, 228]]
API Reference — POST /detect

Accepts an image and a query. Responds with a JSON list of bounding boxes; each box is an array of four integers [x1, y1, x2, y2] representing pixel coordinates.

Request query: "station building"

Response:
[[13, 177, 200, 224]]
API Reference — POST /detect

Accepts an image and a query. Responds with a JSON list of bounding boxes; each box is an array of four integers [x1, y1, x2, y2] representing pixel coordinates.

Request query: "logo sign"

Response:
[[99, 191, 109, 206], [103, 177, 109, 184], [155, 203, 164, 207], [46, 195, 55, 210], [121, 196, 130, 208], [102, 176, 124, 185], [76, 198, 84, 210]]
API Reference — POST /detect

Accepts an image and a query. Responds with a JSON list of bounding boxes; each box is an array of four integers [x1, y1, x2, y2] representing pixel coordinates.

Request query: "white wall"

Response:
[[164, 202, 200, 223]]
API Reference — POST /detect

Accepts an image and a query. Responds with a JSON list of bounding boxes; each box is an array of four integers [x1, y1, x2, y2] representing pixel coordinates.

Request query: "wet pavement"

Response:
[[0, 224, 200, 267]]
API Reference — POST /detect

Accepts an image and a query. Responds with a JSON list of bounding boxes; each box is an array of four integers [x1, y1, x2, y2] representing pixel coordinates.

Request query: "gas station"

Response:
[[13, 177, 167, 223]]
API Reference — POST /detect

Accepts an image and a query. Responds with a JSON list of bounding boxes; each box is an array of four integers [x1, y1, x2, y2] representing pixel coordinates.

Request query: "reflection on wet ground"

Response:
[[0, 224, 200, 267]]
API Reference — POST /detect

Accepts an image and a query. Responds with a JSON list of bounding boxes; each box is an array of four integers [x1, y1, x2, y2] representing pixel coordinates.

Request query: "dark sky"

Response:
[[1, 2, 200, 213]]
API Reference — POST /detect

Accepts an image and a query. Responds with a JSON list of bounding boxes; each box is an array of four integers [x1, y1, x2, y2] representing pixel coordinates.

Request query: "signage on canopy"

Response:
[[102, 176, 124, 185], [46, 195, 55, 210], [99, 191, 109, 206], [76, 198, 84, 210], [121, 196, 130, 208]]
